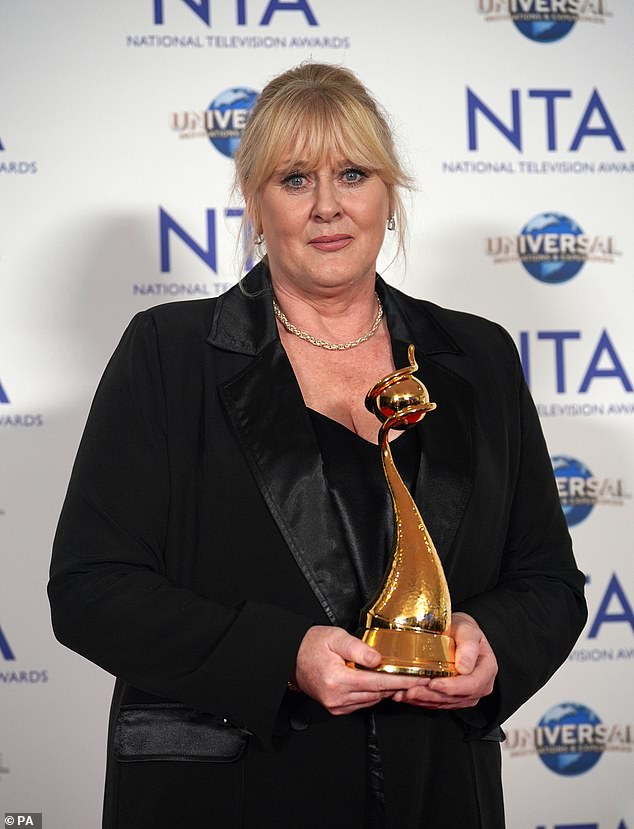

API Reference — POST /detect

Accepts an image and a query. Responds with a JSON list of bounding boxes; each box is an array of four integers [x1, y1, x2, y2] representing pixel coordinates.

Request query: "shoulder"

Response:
[[131, 297, 218, 341], [104, 299, 220, 387], [385, 283, 518, 369], [423, 299, 508, 340], [113, 298, 220, 366]]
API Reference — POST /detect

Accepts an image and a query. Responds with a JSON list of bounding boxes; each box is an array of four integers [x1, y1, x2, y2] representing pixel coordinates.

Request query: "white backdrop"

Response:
[[1, 2, 632, 827]]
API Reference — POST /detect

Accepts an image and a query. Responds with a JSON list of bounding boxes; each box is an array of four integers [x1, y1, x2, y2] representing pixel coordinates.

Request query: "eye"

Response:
[[282, 171, 308, 189], [341, 167, 367, 184]]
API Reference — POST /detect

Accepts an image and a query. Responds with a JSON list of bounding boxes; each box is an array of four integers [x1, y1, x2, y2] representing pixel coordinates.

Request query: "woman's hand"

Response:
[[293, 625, 426, 716], [391, 612, 498, 709]]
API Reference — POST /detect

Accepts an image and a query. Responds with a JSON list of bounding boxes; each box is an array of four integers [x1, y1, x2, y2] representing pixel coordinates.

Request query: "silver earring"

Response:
[[254, 233, 264, 245], [387, 216, 396, 231]]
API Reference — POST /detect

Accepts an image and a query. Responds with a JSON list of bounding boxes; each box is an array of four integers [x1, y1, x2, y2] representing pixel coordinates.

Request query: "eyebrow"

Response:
[[275, 159, 309, 170], [274, 157, 355, 172]]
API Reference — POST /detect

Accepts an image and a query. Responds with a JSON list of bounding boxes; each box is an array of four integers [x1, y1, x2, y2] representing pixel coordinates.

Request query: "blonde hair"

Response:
[[234, 62, 412, 266]]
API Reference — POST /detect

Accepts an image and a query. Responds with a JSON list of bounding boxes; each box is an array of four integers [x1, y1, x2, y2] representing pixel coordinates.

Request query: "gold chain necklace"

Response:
[[272, 293, 384, 351]]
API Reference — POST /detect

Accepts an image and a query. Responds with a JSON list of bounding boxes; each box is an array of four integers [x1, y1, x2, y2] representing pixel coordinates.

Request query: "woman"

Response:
[[49, 63, 587, 829]]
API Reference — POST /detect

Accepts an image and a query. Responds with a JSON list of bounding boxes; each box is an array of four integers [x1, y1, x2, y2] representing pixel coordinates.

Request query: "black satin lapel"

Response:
[[410, 354, 475, 570], [219, 339, 361, 627]]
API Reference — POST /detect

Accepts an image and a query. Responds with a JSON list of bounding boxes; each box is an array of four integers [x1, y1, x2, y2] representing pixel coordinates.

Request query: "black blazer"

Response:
[[49, 263, 586, 829]]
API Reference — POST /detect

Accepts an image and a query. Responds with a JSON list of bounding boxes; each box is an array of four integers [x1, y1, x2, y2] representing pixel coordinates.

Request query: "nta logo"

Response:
[[519, 329, 632, 395], [0, 625, 16, 661], [467, 88, 624, 152], [568, 571, 634, 663], [486, 211, 618, 283], [0, 624, 50, 684], [153, 0, 318, 27], [158, 206, 252, 274], [131, 206, 251, 297], [585, 572, 634, 640]]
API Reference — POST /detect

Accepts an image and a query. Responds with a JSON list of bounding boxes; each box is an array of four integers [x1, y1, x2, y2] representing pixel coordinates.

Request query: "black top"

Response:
[[308, 409, 421, 829], [308, 408, 420, 609]]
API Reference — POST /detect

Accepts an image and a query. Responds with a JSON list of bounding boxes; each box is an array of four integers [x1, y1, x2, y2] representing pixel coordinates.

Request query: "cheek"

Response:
[[355, 192, 389, 236], [262, 198, 298, 231], [262, 219, 303, 260], [363, 213, 389, 243], [268, 216, 306, 248]]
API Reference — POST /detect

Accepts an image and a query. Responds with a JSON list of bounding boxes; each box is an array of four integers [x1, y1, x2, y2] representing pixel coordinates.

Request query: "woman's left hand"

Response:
[[391, 612, 498, 709]]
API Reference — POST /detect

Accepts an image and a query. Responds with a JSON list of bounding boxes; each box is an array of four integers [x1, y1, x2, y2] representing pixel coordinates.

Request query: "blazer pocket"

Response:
[[113, 703, 247, 763]]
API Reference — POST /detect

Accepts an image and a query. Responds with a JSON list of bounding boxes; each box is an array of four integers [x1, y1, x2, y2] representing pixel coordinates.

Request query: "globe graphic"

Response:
[[551, 455, 594, 527], [207, 87, 259, 158], [519, 212, 585, 283], [513, 13, 577, 43], [537, 703, 604, 775]]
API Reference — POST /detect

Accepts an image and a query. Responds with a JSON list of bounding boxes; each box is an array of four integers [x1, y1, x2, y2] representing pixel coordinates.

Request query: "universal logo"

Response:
[[477, 0, 611, 43], [503, 702, 632, 775], [170, 87, 258, 158], [552, 455, 630, 527], [485, 212, 619, 283]]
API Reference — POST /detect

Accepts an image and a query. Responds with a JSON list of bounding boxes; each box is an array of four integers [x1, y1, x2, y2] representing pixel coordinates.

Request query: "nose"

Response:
[[312, 176, 342, 222]]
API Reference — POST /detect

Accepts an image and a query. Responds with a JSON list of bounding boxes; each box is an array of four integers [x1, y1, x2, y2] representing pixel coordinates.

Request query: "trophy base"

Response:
[[353, 626, 456, 677]]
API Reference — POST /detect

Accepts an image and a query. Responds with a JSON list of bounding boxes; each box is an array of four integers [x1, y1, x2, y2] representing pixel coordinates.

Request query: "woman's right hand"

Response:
[[293, 625, 426, 715]]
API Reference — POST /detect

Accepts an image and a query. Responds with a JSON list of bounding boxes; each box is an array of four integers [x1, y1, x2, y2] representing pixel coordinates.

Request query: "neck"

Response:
[[271, 277, 379, 346]]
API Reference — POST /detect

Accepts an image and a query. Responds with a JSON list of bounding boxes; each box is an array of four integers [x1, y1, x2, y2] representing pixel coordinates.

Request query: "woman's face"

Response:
[[254, 154, 391, 298]]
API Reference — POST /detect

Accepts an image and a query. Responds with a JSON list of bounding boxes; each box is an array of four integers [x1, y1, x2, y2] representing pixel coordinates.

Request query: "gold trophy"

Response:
[[354, 345, 456, 677]]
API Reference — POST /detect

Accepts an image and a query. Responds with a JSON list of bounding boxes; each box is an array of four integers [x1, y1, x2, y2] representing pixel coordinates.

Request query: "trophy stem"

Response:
[[354, 346, 456, 677]]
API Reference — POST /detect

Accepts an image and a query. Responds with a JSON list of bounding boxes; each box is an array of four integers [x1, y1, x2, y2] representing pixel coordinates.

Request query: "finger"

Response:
[[401, 695, 481, 710], [432, 654, 496, 698], [344, 664, 429, 693], [403, 682, 473, 702], [429, 673, 481, 696], [339, 685, 402, 706], [327, 688, 399, 716], [331, 632, 382, 670], [454, 639, 480, 675], [397, 683, 482, 709], [405, 668, 494, 705], [451, 625, 481, 675], [450, 612, 495, 676], [330, 699, 382, 716], [398, 674, 480, 704]]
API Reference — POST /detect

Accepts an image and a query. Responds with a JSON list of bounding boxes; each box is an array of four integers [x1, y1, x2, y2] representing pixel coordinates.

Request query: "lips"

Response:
[[309, 234, 353, 252]]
